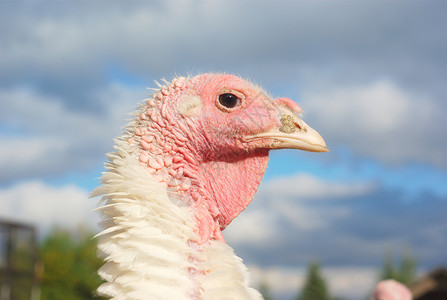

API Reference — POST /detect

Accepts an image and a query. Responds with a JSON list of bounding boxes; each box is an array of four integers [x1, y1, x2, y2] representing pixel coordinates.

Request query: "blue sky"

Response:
[[1, 1, 446, 299]]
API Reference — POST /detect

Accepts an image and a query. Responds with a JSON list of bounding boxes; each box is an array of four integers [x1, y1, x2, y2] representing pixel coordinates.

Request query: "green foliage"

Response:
[[39, 227, 105, 300], [380, 252, 417, 285], [297, 261, 331, 300]]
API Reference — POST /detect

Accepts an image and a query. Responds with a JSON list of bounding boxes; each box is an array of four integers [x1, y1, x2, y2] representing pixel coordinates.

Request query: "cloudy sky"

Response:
[[1, 1, 446, 299]]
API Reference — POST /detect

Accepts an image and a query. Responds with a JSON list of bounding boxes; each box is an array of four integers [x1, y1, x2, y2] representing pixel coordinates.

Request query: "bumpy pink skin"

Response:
[[372, 280, 412, 300], [131, 74, 292, 244]]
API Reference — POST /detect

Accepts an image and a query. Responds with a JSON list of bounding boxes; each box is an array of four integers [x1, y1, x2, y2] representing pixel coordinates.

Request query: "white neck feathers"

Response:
[[93, 140, 262, 300]]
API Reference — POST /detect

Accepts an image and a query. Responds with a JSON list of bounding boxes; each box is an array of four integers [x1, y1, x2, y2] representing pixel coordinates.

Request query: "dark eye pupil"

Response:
[[219, 93, 239, 108]]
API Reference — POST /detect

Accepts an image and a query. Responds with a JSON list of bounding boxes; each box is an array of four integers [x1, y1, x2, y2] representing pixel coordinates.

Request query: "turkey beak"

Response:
[[246, 97, 329, 153]]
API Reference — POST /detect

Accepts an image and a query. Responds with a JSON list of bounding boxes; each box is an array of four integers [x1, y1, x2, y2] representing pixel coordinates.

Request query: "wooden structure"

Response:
[[0, 219, 39, 300], [409, 267, 447, 300]]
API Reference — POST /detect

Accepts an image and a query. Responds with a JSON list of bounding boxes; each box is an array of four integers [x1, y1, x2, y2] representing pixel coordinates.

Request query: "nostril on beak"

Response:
[[279, 114, 298, 133]]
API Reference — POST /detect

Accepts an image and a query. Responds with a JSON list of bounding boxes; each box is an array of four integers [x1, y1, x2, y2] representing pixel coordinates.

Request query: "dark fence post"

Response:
[[0, 219, 39, 300]]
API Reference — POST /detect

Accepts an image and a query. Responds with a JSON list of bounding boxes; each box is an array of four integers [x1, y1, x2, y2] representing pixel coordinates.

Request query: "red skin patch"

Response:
[[134, 74, 288, 244]]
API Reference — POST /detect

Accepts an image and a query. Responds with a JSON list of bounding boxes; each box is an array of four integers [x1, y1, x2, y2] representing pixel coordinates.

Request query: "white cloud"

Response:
[[223, 209, 279, 245], [225, 172, 446, 286], [0, 84, 145, 182], [306, 81, 410, 132], [224, 174, 373, 245], [302, 80, 445, 166], [325, 267, 378, 299], [1, 2, 445, 91], [0, 1, 445, 169], [249, 265, 378, 300], [0, 3, 210, 78], [264, 173, 374, 199], [0, 84, 139, 135], [0, 181, 98, 234], [0, 136, 69, 181], [275, 200, 350, 231], [249, 265, 305, 299]]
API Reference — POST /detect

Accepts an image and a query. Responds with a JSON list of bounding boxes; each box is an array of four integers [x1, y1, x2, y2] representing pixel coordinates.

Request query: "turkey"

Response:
[[93, 73, 328, 300]]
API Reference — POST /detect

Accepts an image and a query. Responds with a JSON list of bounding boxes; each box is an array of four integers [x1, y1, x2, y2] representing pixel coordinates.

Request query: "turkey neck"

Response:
[[198, 150, 269, 232], [147, 143, 270, 243]]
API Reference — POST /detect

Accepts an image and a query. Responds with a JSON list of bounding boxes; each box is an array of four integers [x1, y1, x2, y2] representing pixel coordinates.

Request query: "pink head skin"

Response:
[[130, 73, 328, 244], [372, 280, 412, 300]]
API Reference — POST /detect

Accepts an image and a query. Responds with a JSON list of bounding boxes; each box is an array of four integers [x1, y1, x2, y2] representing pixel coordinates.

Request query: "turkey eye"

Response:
[[218, 93, 240, 109]]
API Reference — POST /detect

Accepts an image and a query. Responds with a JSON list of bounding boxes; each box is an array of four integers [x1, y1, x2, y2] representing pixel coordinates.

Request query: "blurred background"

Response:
[[0, 1, 446, 300]]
